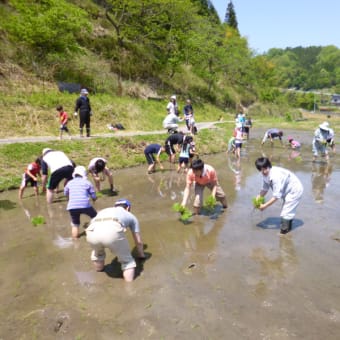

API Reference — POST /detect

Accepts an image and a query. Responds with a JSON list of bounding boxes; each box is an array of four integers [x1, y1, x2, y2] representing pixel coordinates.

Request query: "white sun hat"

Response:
[[319, 121, 330, 131], [73, 165, 87, 178]]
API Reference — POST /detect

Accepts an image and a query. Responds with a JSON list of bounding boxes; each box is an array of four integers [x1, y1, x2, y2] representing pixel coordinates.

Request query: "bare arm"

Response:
[[259, 196, 277, 211], [181, 183, 191, 207], [210, 181, 217, 198], [132, 231, 145, 258]]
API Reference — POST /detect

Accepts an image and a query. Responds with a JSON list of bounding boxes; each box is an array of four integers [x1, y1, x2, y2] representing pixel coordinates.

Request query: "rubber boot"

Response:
[[280, 218, 290, 234], [86, 128, 91, 137], [79, 128, 83, 137], [288, 219, 293, 232]]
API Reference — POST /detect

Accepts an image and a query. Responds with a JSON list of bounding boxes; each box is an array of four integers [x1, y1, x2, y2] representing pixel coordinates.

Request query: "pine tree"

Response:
[[224, 1, 239, 32]]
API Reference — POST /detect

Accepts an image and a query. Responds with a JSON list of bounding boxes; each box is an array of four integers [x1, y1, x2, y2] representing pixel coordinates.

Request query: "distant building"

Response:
[[331, 94, 340, 106]]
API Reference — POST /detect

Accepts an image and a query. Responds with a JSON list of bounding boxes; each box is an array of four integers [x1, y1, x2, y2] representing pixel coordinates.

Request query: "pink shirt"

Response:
[[291, 140, 301, 148], [186, 164, 217, 186]]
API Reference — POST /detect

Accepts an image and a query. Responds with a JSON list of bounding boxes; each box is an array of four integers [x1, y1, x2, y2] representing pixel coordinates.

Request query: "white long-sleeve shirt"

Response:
[[262, 166, 303, 200]]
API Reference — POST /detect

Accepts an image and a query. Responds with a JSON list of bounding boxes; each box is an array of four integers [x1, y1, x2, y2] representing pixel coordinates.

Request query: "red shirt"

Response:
[[59, 111, 68, 125], [186, 164, 218, 185], [25, 162, 41, 176]]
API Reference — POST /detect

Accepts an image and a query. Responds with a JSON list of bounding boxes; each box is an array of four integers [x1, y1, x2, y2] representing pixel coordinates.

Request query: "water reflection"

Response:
[[312, 162, 332, 204], [147, 171, 186, 201], [250, 236, 298, 296], [227, 156, 242, 191]]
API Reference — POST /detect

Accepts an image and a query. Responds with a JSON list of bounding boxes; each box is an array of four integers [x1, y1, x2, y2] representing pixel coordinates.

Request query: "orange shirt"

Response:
[[186, 164, 217, 185]]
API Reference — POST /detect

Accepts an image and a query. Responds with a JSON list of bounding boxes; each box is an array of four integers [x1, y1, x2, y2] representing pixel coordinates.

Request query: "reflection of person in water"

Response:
[[227, 156, 242, 191], [251, 237, 298, 292], [311, 162, 332, 204]]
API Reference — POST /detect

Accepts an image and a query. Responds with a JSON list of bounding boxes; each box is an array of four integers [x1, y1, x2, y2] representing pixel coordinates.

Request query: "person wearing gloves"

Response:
[[74, 88, 92, 138], [85, 198, 146, 282], [41, 148, 74, 203], [64, 166, 97, 239], [255, 157, 304, 235], [312, 121, 330, 162]]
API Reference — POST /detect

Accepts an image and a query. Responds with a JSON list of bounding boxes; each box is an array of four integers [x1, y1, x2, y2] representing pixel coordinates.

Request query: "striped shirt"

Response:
[[64, 177, 96, 210]]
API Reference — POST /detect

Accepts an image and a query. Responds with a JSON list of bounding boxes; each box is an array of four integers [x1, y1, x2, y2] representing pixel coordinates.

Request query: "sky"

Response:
[[211, 0, 340, 54]]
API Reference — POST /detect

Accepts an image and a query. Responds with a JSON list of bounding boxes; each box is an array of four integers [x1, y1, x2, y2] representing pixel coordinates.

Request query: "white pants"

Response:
[[86, 220, 136, 270], [280, 188, 303, 220]]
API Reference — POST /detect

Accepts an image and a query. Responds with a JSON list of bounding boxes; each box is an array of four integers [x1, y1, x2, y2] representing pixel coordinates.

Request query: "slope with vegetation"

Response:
[[0, 0, 339, 191]]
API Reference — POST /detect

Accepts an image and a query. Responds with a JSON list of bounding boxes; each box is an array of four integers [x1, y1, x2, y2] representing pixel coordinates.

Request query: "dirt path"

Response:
[[0, 121, 226, 144]]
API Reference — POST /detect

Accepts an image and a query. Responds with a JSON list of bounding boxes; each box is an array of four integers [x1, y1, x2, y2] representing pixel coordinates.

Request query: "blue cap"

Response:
[[114, 198, 131, 209]]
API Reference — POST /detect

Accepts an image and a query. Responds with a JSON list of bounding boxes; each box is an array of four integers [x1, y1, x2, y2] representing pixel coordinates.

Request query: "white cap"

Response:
[[42, 148, 52, 155], [80, 88, 89, 95], [319, 121, 330, 131], [170, 95, 176, 100], [73, 165, 87, 178]]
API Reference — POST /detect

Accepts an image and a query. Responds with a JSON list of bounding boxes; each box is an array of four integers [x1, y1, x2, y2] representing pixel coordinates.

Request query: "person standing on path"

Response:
[[166, 95, 179, 116], [183, 99, 194, 132], [255, 157, 304, 234], [74, 88, 92, 138], [85, 198, 146, 282], [56, 105, 71, 140], [64, 166, 97, 239]]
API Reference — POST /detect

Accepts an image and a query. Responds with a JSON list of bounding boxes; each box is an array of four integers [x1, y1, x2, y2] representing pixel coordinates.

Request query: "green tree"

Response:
[[4, 0, 91, 59], [224, 1, 238, 33]]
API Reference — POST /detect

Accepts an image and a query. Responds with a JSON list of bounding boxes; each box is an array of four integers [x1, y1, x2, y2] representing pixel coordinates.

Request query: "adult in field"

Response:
[[74, 88, 92, 137], [164, 132, 186, 163], [255, 157, 303, 234], [41, 148, 74, 203], [261, 128, 283, 146], [312, 121, 331, 162], [144, 143, 165, 174], [85, 198, 146, 282]]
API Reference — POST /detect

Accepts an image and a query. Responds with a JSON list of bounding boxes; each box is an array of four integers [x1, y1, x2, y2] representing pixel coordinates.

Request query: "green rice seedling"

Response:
[[252, 196, 265, 209], [172, 203, 192, 222], [204, 195, 217, 213], [31, 215, 45, 227]]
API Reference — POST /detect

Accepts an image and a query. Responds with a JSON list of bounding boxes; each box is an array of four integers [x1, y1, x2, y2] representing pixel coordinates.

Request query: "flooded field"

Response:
[[1, 130, 340, 339]]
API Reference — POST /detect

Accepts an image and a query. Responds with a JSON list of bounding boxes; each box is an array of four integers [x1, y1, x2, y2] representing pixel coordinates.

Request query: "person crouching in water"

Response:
[[255, 157, 303, 234], [144, 143, 165, 174], [18, 157, 41, 199], [177, 136, 194, 173], [85, 198, 146, 282], [181, 158, 227, 215], [287, 136, 301, 149], [64, 166, 97, 239], [88, 157, 117, 194]]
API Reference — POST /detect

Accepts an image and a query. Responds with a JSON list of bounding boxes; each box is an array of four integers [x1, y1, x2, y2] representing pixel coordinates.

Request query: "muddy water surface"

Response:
[[1, 131, 340, 339]]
